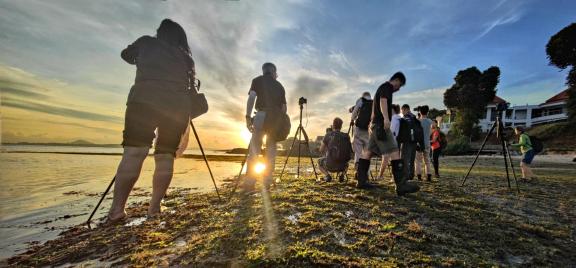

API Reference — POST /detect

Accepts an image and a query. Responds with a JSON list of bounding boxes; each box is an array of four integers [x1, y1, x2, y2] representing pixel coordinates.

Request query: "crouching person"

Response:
[[318, 118, 353, 182]]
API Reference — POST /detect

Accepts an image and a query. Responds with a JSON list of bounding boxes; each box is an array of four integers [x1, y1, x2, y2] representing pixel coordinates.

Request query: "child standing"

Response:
[[511, 126, 535, 181]]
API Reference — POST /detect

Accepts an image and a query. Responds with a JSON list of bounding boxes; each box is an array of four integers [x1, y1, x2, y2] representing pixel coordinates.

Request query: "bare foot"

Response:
[[105, 211, 127, 224], [147, 207, 161, 218]]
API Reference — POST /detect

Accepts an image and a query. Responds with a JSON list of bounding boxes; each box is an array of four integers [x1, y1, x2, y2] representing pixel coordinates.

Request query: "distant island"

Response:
[[2, 140, 122, 148]]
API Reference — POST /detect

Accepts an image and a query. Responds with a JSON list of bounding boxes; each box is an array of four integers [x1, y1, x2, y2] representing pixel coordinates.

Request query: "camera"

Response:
[[413, 106, 422, 112], [299, 97, 307, 105], [496, 102, 509, 112]]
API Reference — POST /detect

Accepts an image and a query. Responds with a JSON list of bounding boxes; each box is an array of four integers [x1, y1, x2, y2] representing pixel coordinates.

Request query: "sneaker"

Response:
[[338, 174, 345, 183]]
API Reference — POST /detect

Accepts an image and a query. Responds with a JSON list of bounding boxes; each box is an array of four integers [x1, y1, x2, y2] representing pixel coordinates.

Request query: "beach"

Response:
[[0, 145, 245, 260], [2, 151, 575, 266]]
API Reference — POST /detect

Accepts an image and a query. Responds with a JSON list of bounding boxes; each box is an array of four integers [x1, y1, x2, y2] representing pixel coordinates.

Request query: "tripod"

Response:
[[279, 102, 319, 181], [461, 111, 519, 193]]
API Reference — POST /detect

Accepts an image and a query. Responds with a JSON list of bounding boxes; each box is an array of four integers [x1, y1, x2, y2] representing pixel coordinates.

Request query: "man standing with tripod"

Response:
[[350, 92, 373, 170], [245, 63, 287, 192], [355, 72, 420, 195]]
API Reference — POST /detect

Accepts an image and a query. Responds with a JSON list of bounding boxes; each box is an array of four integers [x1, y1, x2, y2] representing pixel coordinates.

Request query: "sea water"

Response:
[[0, 145, 242, 260]]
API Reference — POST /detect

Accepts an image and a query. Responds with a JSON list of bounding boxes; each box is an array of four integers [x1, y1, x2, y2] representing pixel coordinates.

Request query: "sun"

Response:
[[254, 162, 266, 174], [240, 128, 252, 145]]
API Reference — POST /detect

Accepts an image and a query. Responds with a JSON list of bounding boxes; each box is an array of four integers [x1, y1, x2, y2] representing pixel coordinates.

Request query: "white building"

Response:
[[441, 89, 570, 133]]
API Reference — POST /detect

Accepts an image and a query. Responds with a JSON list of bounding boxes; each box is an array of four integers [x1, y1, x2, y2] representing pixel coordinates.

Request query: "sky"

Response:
[[0, 0, 574, 149]]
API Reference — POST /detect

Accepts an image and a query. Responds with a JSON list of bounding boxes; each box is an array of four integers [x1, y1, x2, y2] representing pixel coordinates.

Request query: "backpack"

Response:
[[397, 114, 424, 147], [529, 135, 543, 154], [439, 131, 448, 150], [326, 132, 352, 171], [355, 98, 373, 130]]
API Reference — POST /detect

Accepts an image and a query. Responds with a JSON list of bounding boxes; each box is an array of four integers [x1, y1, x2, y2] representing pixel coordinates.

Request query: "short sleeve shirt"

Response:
[[248, 74, 287, 111], [372, 82, 394, 125]]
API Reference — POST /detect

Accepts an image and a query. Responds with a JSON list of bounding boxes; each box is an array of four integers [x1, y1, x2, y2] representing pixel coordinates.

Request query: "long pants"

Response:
[[352, 127, 369, 164], [415, 147, 431, 176], [400, 142, 417, 180], [247, 111, 277, 186], [432, 148, 441, 175]]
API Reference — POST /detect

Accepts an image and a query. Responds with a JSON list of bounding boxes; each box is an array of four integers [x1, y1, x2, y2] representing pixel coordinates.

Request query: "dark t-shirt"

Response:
[[249, 74, 287, 111], [371, 82, 394, 125], [122, 36, 193, 111]]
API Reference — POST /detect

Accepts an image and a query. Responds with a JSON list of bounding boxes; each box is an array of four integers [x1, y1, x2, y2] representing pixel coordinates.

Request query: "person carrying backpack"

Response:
[[350, 92, 373, 167], [511, 126, 537, 181], [318, 118, 352, 182], [430, 120, 442, 178], [397, 104, 424, 181]]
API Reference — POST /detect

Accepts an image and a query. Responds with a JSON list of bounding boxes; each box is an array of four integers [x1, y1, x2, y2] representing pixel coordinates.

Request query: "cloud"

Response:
[[473, 12, 523, 41], [2, 96, 123, 123], [1, 87, 49, 99], [394, 87, 449, 110]]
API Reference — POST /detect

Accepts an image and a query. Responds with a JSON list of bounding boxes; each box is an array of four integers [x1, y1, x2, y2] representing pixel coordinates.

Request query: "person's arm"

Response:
[[246, 90, 256, 131], [121, 36, 147, 64], [381, 97, 390, 129], [319, 142, 326, 154], [351, 99, 362, 122]]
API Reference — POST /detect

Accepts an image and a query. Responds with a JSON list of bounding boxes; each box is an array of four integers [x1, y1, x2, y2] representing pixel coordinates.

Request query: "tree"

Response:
[[427, 108, 446, 121], [546, 23, 576, 124], [443, 66, 500, 138]]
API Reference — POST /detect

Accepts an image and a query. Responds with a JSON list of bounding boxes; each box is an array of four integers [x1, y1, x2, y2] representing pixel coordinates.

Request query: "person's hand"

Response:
[[245, 116, 253, 132], [383, 120, 391, 130]]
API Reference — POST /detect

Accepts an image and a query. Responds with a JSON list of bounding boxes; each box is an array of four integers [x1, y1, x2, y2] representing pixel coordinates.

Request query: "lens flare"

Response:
[[254, 162, 266, 174], [240, 128, 252, 144]]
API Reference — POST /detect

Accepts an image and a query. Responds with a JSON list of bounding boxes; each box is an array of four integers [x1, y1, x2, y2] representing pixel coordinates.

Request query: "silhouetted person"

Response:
[[244, 63, 287, 192], [356, 72, 419, 195], [108, 19, 195, 222], [318, 117, 352, 182], [350, 92, 373, 169]]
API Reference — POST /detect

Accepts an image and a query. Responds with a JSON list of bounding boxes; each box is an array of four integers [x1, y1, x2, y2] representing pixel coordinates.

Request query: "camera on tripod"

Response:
[[299, 97, 307, 105], [496, 102, 510, 112]]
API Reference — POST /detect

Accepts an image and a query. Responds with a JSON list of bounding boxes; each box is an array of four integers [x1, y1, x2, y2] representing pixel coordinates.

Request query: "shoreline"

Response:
[[5, 157, 576, 266]]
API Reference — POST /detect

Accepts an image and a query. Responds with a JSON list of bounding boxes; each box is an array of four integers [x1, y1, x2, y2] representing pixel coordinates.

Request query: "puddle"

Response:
[[124, 217, 147, 227]]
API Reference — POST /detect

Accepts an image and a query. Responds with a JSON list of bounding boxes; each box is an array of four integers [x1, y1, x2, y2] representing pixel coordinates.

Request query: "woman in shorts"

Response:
[[108, 19, 194, 221]]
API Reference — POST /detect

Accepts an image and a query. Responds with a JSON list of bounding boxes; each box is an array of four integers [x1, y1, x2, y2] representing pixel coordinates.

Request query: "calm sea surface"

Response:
[[0, 145, 243, 260]]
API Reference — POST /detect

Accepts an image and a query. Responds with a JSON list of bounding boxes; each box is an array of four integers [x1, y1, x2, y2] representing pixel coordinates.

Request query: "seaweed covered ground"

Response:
[[5, 156, 576, 267]]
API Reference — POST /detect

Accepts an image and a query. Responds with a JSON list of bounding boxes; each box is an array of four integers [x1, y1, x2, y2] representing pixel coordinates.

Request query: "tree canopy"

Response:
[[546, 23, 576, 123], [443, 66, 500, 138]]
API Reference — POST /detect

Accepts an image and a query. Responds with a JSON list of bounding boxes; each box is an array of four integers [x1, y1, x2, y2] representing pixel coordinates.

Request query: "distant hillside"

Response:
[[69, 139, 94, 145], [527, 122, 576, 154], [2, 141, 121, 148]]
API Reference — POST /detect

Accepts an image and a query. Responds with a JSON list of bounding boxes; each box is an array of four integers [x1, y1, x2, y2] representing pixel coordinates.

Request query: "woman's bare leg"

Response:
[[108, 146, 149, 220], [149, 153, 175, 216]]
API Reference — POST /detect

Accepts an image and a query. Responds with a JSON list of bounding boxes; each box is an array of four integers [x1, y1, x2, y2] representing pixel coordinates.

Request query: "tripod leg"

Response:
[[86, 176, 116, 228], [300, 127, 319, 181], [190, 121, 221, 202], [279, 128, 300, 181], [461, 123, 497, 186], [228, 142, 251, 202], [500, 136, 512, 189], [297, 126, 302, 178], [504, 140, 520, 193]]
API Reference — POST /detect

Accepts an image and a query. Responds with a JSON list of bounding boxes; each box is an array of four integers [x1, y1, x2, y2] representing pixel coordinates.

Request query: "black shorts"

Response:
[[122, 102, 189, 154]]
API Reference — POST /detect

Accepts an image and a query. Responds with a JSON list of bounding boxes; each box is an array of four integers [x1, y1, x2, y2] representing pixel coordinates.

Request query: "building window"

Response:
[[532, 109, 543, 118]]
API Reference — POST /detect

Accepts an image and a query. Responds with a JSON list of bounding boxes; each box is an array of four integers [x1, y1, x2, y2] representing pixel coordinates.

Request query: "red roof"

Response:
[[544, 89, 569, 104], [491, 96, 507, 104]]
